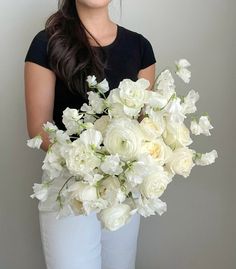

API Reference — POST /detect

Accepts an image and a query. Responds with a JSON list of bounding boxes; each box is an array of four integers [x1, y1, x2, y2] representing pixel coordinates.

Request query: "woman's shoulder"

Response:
[[24, 28, 51, 70], [119, 25, 151, 45], [31, 29, 49, 43]]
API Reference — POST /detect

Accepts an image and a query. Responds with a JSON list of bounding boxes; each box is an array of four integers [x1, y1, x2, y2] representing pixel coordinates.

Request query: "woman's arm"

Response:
[[24, 62, 56, 152], [137, 63, 156, 121], [137, 63, 156, 91]]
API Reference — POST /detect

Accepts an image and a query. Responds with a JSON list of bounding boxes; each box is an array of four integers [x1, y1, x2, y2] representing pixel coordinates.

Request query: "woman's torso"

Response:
[[25, 24, 156, 130]]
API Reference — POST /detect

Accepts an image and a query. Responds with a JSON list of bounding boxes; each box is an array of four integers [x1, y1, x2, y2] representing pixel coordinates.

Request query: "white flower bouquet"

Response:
[[27, 59, 218, 231]]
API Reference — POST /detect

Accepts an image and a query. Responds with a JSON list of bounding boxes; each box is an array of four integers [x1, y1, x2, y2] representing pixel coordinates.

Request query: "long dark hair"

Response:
[[44, 0, 122, 99]]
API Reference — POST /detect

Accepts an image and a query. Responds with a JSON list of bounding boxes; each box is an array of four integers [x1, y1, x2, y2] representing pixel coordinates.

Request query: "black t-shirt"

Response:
[[24, 24, 156, 130]]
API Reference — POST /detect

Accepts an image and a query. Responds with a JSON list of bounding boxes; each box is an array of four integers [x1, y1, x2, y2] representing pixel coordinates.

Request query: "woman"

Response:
[[24, 0, 156, 268]]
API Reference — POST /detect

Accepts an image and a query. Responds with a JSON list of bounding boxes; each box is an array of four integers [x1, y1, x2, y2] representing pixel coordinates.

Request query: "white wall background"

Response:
[[0, 0, 235, 268]]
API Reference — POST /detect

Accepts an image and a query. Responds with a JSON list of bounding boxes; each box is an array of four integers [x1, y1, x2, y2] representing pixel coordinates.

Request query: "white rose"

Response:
[[163, 121, 193, 149], [166, 147, 195, 178], [98, 204, 132, 231], [140, 117, 163, 140], [103, 118, 143, 161], [140, 168, 170, 199], [140, 138, 172, 165]]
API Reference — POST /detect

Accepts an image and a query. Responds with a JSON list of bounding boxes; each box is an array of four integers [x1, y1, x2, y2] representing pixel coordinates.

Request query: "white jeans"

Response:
[[39, 209, 140, 269]]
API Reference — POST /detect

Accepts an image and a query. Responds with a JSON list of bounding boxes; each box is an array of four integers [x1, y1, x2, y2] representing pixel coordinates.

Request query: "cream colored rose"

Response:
[[103, 118, 143, 161], [141, 138, 172, 165], [140, 169, 170, 199], [140, 117, 163, 140], [163, 121, 192, 149], [166, 147, 195, 178], [98, 204, 132, 231]]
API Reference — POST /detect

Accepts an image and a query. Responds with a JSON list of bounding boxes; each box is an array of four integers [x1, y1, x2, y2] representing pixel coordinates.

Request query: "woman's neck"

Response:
[[75, 2, 115, 41]]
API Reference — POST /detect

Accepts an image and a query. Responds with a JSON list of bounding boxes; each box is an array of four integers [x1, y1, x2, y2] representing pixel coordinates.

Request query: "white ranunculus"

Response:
[[199, 116, 213, 136], [68, 181, 98, 202], [100, 154, 123, 175], [65, 139, 101, 176], [30, 181, 50, 201], [107, 78, 150, 117], [164, 97, 186, 124], [139, 167, 171, 199], [136, 196, 167, 217], [96, 78, 109, 93], [86, 75, 97, 87], [94, 115, 110, 136], [140, 138, 172, 165], [103, 118, 143, 161], [80, 128, 103, 149], [27, 135, 43, 149], [175, 59, 191, 83], [181, 89, 199, 114], [195, 150, 218, 166], [62, 107, 84, 135], [98, 204, 132, 231], [88, 91, 106, 114], [163, 121, 193, 149], [166, 147, 195, 178]]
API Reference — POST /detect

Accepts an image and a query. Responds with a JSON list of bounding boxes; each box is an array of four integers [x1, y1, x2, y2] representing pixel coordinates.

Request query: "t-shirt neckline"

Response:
[[92, 24, 121, 49]]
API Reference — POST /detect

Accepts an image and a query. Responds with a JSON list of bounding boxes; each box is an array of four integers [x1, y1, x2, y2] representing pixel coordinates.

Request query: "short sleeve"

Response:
[[139, 34, 156, 69], [24, 30, 51, 70]]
